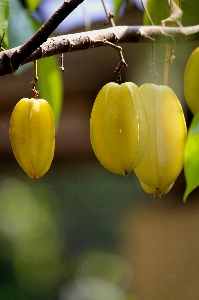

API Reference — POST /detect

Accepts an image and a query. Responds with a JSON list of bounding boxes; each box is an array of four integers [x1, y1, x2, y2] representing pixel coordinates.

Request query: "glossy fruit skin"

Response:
[[9, 98, 55, 179], [184, 47, 199, 115], [90, 82, 150, 176], [134, 84, 187, 197]]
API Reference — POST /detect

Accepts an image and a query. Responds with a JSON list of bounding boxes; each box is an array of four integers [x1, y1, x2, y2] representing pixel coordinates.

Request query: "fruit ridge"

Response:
[[134, 84, 187, 197], [9, 98, 55, 179], [90, 82, 150, 176]]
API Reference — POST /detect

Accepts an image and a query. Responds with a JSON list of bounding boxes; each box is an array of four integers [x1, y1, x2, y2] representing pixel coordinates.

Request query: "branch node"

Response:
[[104, 12, 115, 25], [101, 0, 115, 27]]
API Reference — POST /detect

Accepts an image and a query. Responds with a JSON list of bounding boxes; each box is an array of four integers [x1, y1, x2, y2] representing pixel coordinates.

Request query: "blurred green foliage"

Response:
[[24, 0, 40, 13], [0, 159, 145, 299], [38, 56, 63, 131], [0, 0, 10, 49], [184, 112, 199, 201]]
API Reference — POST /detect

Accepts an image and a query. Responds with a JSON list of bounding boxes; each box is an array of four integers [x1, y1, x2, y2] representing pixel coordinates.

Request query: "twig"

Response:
[[101, 0, 115, 26], [93, 39, 127, 83], [101, 0, 127, 82]]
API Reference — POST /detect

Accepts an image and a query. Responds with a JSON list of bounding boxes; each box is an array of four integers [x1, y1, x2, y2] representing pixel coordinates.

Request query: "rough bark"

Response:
[[0, 0, 84, 76], [0, 0, 199, 77]]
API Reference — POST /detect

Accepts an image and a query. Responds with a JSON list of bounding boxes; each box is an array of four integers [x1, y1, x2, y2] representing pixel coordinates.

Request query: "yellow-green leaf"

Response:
[[183, 112, 199, 201], [24, 0, 41, 13], [37, 56, 63, 131], [143, 0, 180, 26], [113, 0, 124, 19], [8, 0, 35, 74], [0, 0, 10, 49]]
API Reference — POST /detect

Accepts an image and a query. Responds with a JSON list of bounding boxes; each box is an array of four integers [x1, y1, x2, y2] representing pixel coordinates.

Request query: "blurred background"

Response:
[[1, 0, 199, 299]]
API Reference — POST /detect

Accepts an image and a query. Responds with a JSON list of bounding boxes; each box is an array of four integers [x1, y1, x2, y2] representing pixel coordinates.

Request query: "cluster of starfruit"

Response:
[[9, 97, 55, 179], [90, 82, 187, 197]]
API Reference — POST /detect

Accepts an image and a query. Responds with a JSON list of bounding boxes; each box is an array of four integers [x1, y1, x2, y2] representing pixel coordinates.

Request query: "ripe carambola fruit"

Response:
[[90, 82, 150, 176], [9, 98, 55, 179], [184, 47, 199, 115], [134, 84, 187, 197]]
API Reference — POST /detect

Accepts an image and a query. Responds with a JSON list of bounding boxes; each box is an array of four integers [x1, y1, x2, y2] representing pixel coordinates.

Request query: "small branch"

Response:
[[0, 25, 199, 76], [101, 0, 115, 26], [93, 39, 127, 83]]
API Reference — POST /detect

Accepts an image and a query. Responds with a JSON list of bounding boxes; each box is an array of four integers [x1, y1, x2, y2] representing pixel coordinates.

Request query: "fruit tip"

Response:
[[125, 170, 129, 177], [30, 174, 38, 180], [153, 188, 162, 198]]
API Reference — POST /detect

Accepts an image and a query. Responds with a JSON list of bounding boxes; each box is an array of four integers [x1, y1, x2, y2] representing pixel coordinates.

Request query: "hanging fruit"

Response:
[[9, 98, 55, 179], [184, 46, 199, 115], [90, 82, 150, 176], [134, 83, 187, 197]]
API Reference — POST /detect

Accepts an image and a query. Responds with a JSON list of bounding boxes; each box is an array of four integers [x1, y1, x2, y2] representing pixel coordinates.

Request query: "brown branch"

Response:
[[0, 0, 84, 75], [0, 25, 199, 76]]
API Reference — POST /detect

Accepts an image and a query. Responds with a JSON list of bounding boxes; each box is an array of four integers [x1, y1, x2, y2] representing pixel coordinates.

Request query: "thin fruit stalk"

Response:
[[134, 84, 187, 197], [9, 98, 55, 179]]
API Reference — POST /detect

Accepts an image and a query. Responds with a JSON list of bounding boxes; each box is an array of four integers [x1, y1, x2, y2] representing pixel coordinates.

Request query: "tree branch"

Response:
[[1, 24, 199, 76], [0, 0, 84, 75]]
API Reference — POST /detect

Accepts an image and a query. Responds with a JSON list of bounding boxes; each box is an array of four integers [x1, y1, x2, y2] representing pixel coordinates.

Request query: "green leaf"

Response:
[[24, 0, 41, 13], [143, 0, 180, 26], [183, 112, 199, 202], [8, 0, 35, 47], [0, 0, 10, 49], [37, 56, 63, 131], [8, 0, 35, 74], [181, 0, 199, 26], [113, 0, 124, 19]]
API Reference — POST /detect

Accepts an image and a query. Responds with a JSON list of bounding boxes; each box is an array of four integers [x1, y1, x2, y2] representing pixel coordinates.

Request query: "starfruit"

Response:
[[184, 46, 199, 115], [90, 82, 150, 176], [9, 98, 55, 179], [134, 84, 187, 197]]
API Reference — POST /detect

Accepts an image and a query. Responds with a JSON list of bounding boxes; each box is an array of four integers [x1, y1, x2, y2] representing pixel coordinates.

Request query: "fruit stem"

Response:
[[163, 44, 170, 86], [31, 60, 39, 99], [59, 53, 64, 72], [150, 40, 158, 84], [93, 39, 128, 84]]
